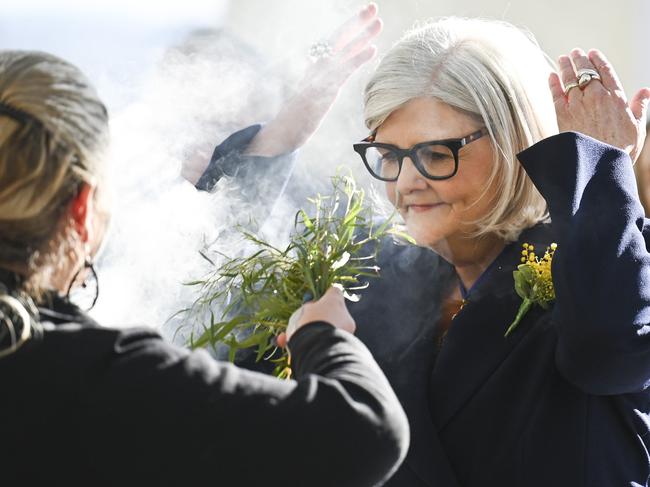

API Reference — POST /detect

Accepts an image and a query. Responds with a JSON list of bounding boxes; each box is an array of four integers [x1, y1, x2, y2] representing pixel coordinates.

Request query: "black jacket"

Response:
[[0, 287, 408, 486], [0, 125, 409, 487]]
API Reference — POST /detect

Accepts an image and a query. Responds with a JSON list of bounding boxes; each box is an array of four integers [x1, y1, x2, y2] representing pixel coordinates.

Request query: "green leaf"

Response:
[[198, 250, 216, 266], [517, 264, 535, 283], [178, 171, 398, 377], [504, 298, 533, 337], [513, 268, 532, 299], [299, 210, 315, 231], [388, 228, 416, 244]]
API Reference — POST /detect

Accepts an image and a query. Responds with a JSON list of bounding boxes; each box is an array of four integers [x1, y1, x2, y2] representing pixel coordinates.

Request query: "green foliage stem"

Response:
[[181, 173, 397, 377]]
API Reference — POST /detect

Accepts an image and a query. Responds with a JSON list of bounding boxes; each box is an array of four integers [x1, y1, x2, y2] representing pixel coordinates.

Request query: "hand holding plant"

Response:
[[182, 174, 400, 377]]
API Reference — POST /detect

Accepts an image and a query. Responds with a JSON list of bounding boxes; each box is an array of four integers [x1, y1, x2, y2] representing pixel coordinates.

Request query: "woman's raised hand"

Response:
[[244, 3, 383, 157], [548, 49, 650, 162]]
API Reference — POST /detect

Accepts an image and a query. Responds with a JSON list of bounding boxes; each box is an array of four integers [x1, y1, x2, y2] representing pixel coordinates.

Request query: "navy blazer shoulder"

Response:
[[353, 132, 650, 487]]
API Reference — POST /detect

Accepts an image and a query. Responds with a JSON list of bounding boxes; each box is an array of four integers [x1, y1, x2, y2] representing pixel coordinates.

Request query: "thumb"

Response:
[[630, 87, 650, 123], [276, 332, 288, 349]]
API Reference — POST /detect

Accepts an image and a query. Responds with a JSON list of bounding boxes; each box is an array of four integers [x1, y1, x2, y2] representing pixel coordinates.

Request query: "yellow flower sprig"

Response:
[[504, 242, 557, 337]]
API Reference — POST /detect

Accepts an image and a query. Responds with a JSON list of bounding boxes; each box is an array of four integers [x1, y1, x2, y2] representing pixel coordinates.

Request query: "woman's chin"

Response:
[[404, 225, 447, 250]]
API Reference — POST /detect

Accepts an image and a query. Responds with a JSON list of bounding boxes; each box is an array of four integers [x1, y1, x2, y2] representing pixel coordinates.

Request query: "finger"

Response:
[[558, 55, 579, 100], [569, 48, 594, 72], [323, 285, 344, 301], [570, 48, 606, 94], [364, 2, 378, 18], [338, 18, 382, 61], [276, 333, 287, 348], [630, 87, 650, 123], [588, 49, 624, 95], [341, 45, 377, 77], [330, 3, 379, 53], [548, 71, 567, 107], [286, 307, 303, 339]]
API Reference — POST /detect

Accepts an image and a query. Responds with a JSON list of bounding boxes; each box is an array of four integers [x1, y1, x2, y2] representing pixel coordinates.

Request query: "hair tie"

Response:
[[0, 294, 33, 359]]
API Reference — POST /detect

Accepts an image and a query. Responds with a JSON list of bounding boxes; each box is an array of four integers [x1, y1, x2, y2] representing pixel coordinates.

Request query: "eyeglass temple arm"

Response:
[[462, 127, 488, 145]]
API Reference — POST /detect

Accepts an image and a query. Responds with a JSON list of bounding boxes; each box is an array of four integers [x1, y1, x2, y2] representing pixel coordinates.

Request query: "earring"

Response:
[[66, 256, 100, 311]]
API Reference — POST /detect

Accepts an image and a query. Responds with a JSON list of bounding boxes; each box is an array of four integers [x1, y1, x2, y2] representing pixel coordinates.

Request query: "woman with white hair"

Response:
[[348, 17, 650, 486], [185, 9, 650, 485]]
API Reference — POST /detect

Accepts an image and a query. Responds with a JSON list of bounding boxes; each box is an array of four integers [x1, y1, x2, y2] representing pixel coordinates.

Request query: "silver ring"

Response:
[[309, 40, 333, 61], [576, 68, 600, 78], [577, 69, 602, 89], [564, 81, 580, 96]]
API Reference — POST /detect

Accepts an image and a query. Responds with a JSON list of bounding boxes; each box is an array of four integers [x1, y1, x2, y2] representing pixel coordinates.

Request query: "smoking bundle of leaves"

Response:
[[183, 174, 398, 378]]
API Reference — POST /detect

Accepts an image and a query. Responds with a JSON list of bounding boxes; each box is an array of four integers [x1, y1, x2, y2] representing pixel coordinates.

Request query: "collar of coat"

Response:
[[395, 222, 556, 486]]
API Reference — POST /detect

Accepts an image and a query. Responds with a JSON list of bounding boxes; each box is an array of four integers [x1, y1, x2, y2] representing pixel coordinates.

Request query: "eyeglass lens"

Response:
[[366, 143, 456, 180]]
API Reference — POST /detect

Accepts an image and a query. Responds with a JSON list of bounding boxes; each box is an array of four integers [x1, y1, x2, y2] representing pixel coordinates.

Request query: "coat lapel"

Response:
[[385, 325, 462, 486], [429, 225, 556, 431], [352, 240, 461, 486]]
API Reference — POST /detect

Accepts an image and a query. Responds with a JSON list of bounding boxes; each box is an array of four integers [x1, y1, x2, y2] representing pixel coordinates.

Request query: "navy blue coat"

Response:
[[351, 131, 650, 486], [202, 128, 650, 485]]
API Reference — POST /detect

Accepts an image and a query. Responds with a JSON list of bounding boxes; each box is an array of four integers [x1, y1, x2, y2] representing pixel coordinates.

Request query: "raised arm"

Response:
[[518, 48, 650, 395], [186, 4, 382, 195]]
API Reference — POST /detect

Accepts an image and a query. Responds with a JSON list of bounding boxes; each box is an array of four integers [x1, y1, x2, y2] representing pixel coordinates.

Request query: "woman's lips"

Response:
[[407, 203, 443, 213]]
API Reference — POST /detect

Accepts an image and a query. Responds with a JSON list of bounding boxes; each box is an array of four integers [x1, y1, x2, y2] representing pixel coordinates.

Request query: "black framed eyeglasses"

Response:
[[353, 127, 488, 182]]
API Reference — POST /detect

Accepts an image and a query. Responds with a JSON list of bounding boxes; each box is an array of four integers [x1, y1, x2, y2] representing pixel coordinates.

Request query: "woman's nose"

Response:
[[396, 156, 428, 194]]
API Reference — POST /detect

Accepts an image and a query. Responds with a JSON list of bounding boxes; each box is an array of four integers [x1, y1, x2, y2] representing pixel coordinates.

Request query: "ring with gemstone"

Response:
[[309, 40, 333, 61]]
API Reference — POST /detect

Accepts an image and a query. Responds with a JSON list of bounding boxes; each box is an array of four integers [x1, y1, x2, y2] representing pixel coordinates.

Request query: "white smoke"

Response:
[[1, 0, 380, 341]]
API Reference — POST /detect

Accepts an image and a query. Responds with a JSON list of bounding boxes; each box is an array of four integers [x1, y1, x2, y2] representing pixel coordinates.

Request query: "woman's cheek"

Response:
[[384, 182, 397, 208]]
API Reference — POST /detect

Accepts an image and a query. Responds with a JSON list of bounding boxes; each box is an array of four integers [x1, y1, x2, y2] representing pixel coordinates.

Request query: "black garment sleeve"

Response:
[[195, 124, 297, 201], [195, 124, 262, 191], [80, 322, 408, 487], [518, 131, 650, 395]]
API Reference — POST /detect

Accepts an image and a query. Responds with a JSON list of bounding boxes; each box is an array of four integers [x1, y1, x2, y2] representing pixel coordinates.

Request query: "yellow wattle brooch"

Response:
[[504, 242, 557, 337]]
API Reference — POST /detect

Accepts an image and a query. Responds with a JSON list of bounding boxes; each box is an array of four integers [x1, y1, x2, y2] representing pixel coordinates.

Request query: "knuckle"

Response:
[[346, 317, 357, 332], [599, 64, 614, 77], [613, 95, 628, 108], [330, 285, 343, 296], [585, 88, 605, 102]]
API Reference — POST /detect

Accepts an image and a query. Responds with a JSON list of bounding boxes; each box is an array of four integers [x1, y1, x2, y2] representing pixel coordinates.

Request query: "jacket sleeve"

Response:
[[518, 131, 650, 395], [195, 124, 297, 210], [81, 322, 409, 487]]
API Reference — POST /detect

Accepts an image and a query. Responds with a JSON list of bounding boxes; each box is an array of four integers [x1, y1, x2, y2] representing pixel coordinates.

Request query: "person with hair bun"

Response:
[[0, 10, 410, 484], [206, 16, 650, 486]]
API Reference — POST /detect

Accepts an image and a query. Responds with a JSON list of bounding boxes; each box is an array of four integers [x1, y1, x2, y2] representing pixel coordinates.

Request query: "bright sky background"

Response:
[[0, 0, 228, 23], [0, 0, 229, 109], [2, 0, 648, 108]]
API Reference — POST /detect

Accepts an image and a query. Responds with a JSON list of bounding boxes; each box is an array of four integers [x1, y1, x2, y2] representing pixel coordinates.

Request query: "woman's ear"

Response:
[[69, 183, 95, 243]]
